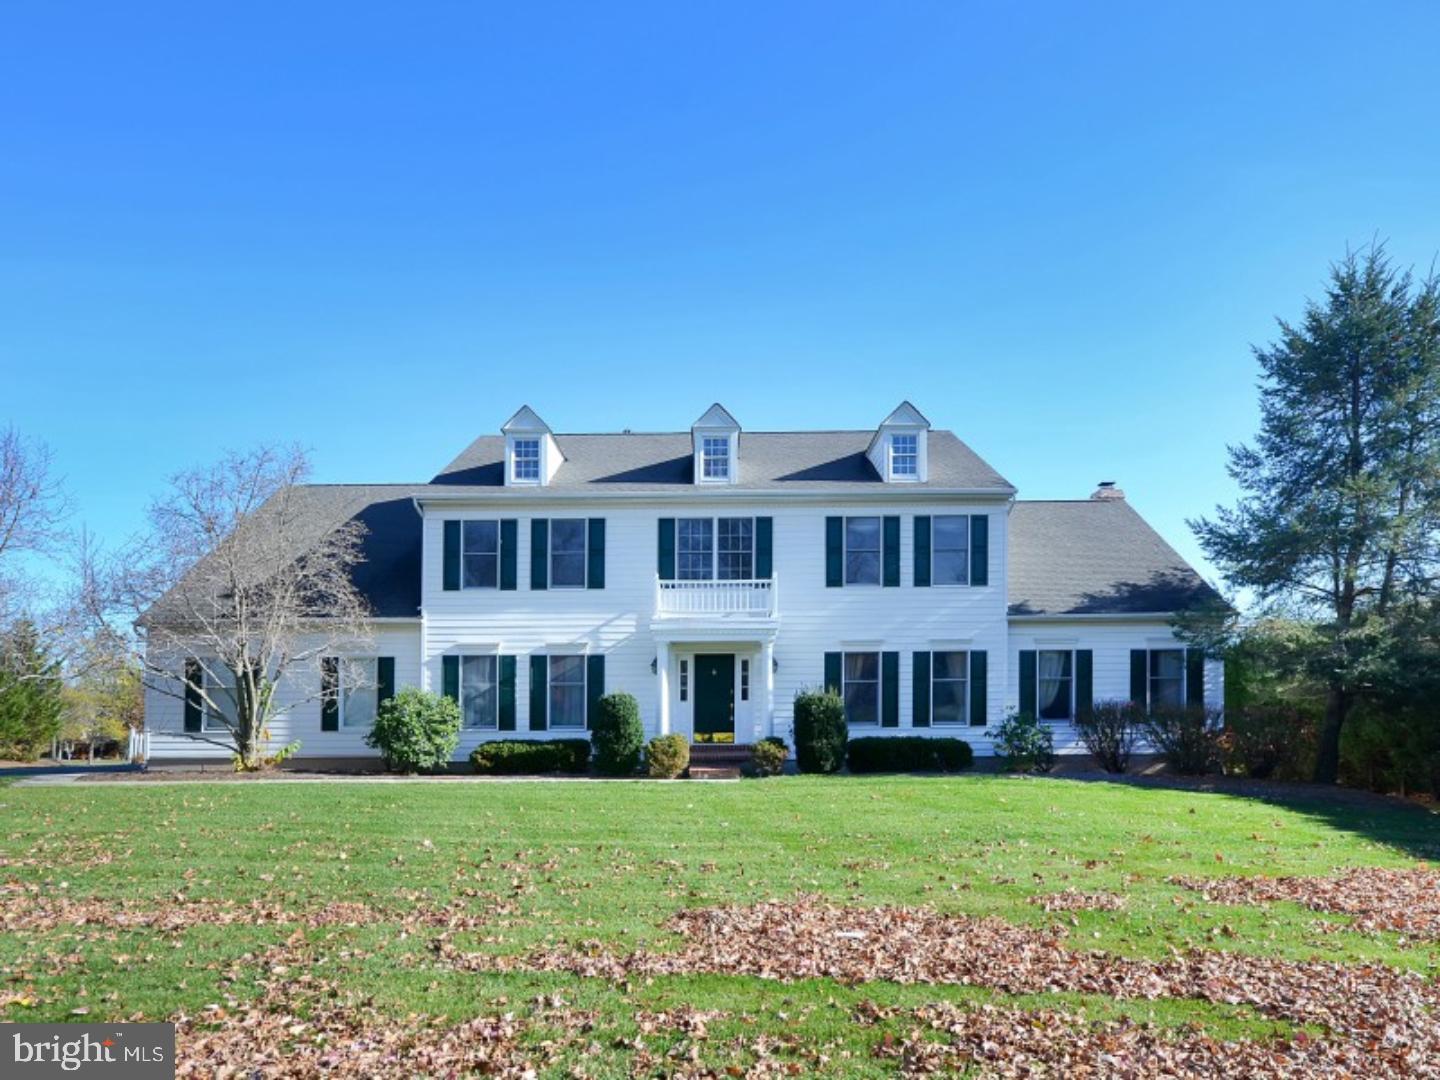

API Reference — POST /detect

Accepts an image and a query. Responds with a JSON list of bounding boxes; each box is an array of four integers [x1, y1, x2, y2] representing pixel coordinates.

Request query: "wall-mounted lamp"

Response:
[[650, 657, 658, 675], [772, 656, 779, 674]]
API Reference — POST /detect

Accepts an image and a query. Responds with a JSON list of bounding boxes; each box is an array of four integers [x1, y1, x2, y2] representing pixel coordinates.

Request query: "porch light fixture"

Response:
[[650, 657, 657, 674]]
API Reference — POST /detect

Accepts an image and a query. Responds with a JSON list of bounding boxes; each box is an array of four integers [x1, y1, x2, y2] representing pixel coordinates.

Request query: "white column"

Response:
[[760, 639, 775, 740], [657, 640, 672, 736]]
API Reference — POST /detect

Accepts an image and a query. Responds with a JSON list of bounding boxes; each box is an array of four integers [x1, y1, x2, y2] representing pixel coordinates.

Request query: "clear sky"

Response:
[[3, 1, 1439, 587]]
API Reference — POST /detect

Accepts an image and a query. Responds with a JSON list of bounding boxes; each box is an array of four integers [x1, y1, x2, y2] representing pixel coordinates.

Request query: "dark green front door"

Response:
[[693, 653, 735, 744]]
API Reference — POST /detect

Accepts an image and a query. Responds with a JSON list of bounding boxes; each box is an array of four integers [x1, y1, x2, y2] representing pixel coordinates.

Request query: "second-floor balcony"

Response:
[[655, 575, 777, 619]]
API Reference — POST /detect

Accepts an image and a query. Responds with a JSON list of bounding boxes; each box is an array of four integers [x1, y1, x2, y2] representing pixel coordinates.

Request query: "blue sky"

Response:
[[3, 1, 1439, 587]]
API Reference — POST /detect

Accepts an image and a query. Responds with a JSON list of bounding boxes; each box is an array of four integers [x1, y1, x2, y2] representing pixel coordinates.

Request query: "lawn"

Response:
[[1, 774, 1436, 1075]]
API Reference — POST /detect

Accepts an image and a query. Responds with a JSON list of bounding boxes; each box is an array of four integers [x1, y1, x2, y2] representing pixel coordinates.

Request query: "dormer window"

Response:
[[889, 434, 918, 479], [512, 438, 541, 482], [701, 436, 730, 480]]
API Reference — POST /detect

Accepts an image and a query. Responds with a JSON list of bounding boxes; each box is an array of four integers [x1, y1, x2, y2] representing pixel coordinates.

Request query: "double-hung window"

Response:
[[341, 658, 379, 729], [890, 434, 918, 478], [701, 436, 730, 480], [460, 655, 499, 730], [1149, 649, 1185, 708], [1037, 650, 1073, 721], [678, 517, 754, 579], [462, 521, 500, 589], [203, 665, 236, 732], [931, 651, 969, 726], [932, 515, 970, 585], [716, 517, 754, 579], [550, 519, 586, 588], [513, 438, 540, 482], [842, 652, 880, 726], [549, 655, 587, 729], [844, 517, 881, 585]]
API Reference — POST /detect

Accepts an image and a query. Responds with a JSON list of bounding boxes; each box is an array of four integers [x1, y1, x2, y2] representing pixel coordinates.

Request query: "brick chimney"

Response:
[[1091, 480, 1125, 501]]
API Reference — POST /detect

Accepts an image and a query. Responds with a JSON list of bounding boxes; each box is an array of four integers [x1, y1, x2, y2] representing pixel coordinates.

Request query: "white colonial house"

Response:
[[142, 403, 1222, 762]]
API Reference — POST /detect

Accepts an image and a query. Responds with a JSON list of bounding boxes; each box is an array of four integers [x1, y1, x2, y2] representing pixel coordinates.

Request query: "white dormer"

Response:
[[867, 401, 930, 482], [691, 403, 740, 485], [502, 406, 565, 486]]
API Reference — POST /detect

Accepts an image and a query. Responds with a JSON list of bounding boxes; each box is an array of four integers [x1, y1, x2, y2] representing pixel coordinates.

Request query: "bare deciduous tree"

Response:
[[81, 445, 372, 769], [0, 426, 70, 625]]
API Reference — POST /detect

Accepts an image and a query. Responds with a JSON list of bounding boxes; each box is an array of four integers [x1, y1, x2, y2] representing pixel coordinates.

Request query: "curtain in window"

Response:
[[461, 656, 498, 729], [549, 655, 587, 728], [843, 652, 879, 725], [1037, 650, 1072, 720]]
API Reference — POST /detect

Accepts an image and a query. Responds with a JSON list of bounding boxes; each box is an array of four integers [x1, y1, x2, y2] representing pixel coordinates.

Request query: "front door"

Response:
[[693, 653, 735, 743]]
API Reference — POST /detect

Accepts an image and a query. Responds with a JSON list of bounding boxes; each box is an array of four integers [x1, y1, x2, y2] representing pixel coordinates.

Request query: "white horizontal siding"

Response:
[[144, 624, 421, 761], [420, 500, 1011, 753]]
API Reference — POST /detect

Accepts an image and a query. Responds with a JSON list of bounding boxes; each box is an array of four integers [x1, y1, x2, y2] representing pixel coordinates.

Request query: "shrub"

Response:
[[793, 689, 847, 773], [994, 711, 1055, 773], [1074, 699, 1141, 773], [645, 734, 690, 778], [471, 739, 591, 775], [1221, 704, 1317, 780], [365, 688, 460, 773], [1143, 705, 1222, 775], [846, 736, 974, 773], [751, 736, 788, 777], [591, 692, 644, 776]]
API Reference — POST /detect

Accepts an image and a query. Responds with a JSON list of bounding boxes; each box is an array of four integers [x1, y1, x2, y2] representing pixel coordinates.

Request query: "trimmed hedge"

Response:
[[591, 692, 645, 776], [470, 739, 591, 776], [794, 689, 847, 773], [846, 736, 974, 774], [645, 734, 690, 778]]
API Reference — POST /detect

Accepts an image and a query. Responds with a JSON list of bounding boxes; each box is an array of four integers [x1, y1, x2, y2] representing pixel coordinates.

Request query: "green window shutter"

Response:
[[529, 655, 548, 731], [912, 651, 931, 727], [587, 518, 606, 589], [183, 659, 203, 732], [442, 655, 459, 704], [1130, 650, 1148, 709], [377, 657, 395, 708], [969, 650, 987, 726], [881, 651, 899, 726], [1186, 649, 1205, 708], [823, 652, 842, 695], [500, 520, 518, 590], [657, 518, 676, 580], [442, 520, 461, 591], [755, 517, 773, 579], [825, 517, 843, 587], [586, 654, 605, 729], [882, 516, 900, 587], [498, 655, 516, 731], [1075, 650, 1093, 722], [321, 657, 339, 732], [969, 514, 989, 586], [913, 516, 931, 587], [1018, 650, 1037, 717], [530, 519, 549, 590]]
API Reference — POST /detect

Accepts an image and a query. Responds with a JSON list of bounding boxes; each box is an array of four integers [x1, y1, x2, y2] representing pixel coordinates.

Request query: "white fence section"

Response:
[[655, 575, 778, 617], [127, 728, 151, 763]]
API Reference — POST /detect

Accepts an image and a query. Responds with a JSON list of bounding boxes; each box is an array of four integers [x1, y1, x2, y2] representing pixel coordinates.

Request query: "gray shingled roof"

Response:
[[432, 430, 1014, 491], [1007, 499, 1218, 616]]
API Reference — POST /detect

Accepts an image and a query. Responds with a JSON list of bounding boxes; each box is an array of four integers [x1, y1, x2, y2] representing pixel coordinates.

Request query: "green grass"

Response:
[[1, 774, 1435, 1074]]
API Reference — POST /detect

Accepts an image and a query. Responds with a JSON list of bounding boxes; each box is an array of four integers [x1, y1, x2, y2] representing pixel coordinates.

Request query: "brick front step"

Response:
[[688, 743, 753, 764]]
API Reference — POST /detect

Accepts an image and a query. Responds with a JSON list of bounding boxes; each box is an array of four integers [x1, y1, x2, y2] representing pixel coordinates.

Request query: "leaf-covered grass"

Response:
[[0, 774, 1435, 1074]]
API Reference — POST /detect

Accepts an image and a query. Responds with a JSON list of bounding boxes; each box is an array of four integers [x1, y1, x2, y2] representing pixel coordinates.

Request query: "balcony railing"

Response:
[[655, 575, 777, 618]]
